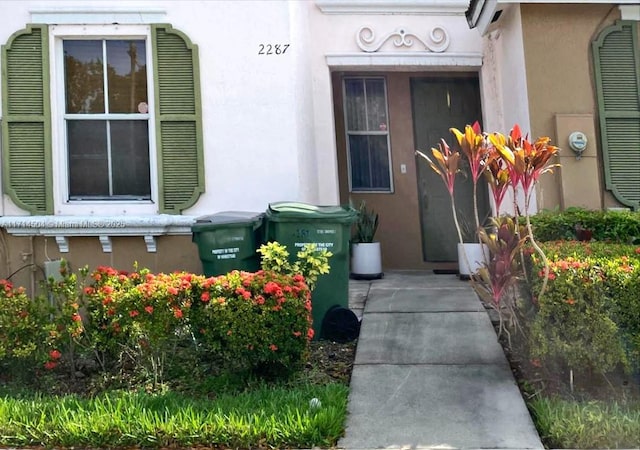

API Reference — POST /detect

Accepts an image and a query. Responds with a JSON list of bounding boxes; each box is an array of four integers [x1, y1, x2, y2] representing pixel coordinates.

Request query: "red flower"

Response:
[[44, 361, 58, 370], [255, 295, 265, 305], [307, 328, 315, 340], [102, 285, 114, 294], [173, 308, 183, 319], [293, 274, 305, 283], [107, 308, 115, 316], [201, 292, 210, 303], [269, 344, 278, 352], [293, 331, 302, 337], [49, 349, 62, 360], [18, 310, 28, 319], [531, 358, 542, 368], [145, 305, 154, 314], [565, 298, 575, 305], [71, 313, 82, 322], [168, 286, 179, 296], [84, 287, 94, 295], [129, 310, 139, 318], [235, 288, 251, 300], [264, 281, 280, 295]]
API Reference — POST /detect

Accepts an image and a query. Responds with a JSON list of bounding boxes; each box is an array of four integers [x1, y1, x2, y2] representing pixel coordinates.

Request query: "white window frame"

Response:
[[49, 24, 158, 215], [342, 76, 394, 193]]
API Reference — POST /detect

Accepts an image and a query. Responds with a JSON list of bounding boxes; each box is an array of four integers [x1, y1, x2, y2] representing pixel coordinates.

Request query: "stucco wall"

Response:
[[0, 1, 509, 273], [520, 3, 623, 211], [0, 0, 322, 216], [1, 233, 200, 298]]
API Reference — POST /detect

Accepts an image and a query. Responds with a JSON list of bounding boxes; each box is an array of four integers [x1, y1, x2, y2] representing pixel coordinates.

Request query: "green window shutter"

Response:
[[152, 24, 204, 214], [592, 20, 640, 211], [1, 25, 52, 214]]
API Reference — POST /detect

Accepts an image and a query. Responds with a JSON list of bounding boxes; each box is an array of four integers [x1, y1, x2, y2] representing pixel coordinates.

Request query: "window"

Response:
[[1, 23, 204, 215], [592, 20, 640, 210], [343, 77, 393, 192], [63, 38, 151, 200]]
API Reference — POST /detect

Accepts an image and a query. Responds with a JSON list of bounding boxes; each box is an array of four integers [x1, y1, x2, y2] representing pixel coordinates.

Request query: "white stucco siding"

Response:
[[0, 1, 315, 215], [0, 0, 519, 215], [494, 5, 531, 136], [164, 1, 305, 213]]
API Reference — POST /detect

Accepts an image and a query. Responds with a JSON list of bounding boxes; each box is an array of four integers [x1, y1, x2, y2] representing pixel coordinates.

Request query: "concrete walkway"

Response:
[[340, 271, 543, 450]]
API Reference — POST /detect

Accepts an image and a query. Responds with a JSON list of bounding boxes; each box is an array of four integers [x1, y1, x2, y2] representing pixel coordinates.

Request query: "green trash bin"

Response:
[[192, 212, 264, 276], [265, 202, 357, 338]]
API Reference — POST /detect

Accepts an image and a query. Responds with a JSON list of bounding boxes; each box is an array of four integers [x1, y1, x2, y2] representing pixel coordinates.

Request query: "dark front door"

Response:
[[411, 76, 489, 262]]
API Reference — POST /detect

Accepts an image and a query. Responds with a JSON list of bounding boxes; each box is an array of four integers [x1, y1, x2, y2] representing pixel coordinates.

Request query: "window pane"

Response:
[[110, 121, 151, 198], [107, 40, 148, 114], [349, 135, 372, 189], [345, 79, 366, 131], [64, 41, 104, 114], [67, 120, 109, 197], [349, 135, 391, 191], [368, 135, 391, 189], [365, 79, 388, 131]]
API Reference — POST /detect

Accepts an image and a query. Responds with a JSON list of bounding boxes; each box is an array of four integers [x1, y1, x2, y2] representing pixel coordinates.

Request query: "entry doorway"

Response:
[[332, 72, 489, 269], [411, 76, 490, 262]]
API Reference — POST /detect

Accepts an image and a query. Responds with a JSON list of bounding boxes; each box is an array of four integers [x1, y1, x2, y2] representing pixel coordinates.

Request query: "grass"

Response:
[[529, 396, 640, 448], [0, 383, 348, 448]]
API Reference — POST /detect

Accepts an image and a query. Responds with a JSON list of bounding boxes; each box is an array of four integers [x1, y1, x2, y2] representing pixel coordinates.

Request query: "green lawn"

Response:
[[0, 383, 348, 448]]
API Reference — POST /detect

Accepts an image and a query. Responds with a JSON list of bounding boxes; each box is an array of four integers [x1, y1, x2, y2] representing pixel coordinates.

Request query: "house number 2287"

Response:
[[258, 44, 290, 55]]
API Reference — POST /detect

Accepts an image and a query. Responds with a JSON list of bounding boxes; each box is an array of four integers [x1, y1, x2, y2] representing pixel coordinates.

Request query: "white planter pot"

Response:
[[457, 243, 490, 278], [351, 242, 383, 279]]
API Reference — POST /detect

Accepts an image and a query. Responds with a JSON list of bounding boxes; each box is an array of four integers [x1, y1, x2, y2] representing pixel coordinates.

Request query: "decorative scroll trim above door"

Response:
[[356, 26, 450, 53]]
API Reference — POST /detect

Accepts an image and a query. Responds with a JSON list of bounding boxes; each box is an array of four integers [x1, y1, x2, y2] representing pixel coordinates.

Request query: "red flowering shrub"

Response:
[[192, 269, 313, 376], [1, 254, 315, 384], [84, 266, 206, 382], [600, 254, 640, 368], [0, 280, 51, 369], [528, 242, 640, 375]]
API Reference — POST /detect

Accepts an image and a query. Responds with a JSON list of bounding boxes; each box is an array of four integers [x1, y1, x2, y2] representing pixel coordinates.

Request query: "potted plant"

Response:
[[350, 201, 383, 279], [457, 214, 490, 280], [416, 122, 490, 278]]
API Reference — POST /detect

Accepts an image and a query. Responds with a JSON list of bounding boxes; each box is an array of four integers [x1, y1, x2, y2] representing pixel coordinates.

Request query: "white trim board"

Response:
[[31, 8, 166, 24]]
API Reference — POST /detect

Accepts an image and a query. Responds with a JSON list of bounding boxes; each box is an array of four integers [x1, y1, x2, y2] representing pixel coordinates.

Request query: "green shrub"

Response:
[[0, 280, 51, 371], [529, 208, 640, 243], [0, 241, 324, 387], [600, 255, 640, 370], [529, 242, 640, 374], [257, 241, 331, 291], [529, 253, 627, 374], [84, 266, 207, 383], [193, 270, 313, 377]]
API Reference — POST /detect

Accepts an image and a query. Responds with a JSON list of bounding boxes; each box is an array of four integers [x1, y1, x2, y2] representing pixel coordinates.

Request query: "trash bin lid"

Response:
[[191, 211, 263, 231], [266, 202, 356, 223]]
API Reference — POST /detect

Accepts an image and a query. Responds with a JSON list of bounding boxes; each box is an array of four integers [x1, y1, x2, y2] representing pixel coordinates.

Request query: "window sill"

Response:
[[0, 215, 195, 253]]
